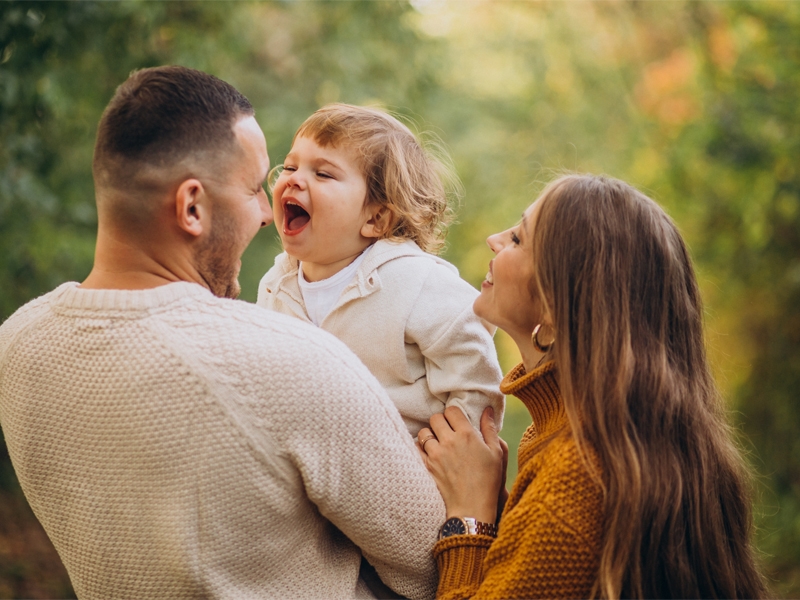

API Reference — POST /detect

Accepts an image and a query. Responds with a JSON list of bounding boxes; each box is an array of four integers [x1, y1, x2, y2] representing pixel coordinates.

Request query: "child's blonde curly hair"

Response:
[[291, 103, 459, 255]]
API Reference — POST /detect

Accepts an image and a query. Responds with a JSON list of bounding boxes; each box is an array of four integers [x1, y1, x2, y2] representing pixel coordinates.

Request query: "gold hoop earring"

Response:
[[532, 324, 554, 353]]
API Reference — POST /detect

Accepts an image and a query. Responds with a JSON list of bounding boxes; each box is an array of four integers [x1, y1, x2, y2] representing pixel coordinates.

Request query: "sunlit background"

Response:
[[1, 1, 798, 596]]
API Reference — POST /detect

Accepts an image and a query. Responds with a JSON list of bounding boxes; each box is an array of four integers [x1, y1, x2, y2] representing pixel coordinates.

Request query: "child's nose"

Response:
[[284, 169, 306, 189]]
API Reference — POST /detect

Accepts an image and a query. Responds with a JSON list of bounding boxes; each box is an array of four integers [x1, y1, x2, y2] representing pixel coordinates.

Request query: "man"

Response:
[[0, 66, 445, 599]]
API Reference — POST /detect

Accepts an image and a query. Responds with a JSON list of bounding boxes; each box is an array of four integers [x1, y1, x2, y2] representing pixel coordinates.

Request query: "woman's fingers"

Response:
[[419, 406, 504, 524], [479, 407, 505, 467], [499, 436, 509, 480], [479, 406, 499, 445], [443, 405, 474, 431], [428, 410, 453, 440], [496, 436, 510, 521], [417, 427, 438, 456]]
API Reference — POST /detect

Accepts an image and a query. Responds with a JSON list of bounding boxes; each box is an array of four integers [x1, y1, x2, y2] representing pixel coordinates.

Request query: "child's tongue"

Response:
[[285, 204, 310, 231], [288, 214, 310, 231]]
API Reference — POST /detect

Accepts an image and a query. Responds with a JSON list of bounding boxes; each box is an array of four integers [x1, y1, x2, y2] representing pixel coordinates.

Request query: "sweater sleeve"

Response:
[[433, 442, 604, 599], [280, 334, 447, 600], [406, 265, 505, 430], [432, 535, 493, 599]]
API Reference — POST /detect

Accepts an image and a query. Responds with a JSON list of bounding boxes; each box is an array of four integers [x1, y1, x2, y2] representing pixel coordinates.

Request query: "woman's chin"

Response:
[[472, 295, 494, 326]]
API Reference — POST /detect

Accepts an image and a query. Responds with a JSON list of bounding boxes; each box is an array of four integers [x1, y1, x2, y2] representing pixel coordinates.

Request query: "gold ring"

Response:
[[419, 434, 436, 452]]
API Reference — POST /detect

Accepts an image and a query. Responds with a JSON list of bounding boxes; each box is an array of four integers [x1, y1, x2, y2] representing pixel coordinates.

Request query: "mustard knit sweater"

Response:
[[433, 361, 605, 599]]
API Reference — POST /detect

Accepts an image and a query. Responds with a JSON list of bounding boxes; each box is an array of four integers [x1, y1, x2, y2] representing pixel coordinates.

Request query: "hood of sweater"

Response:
[[266, 239, 458, 307], [274, 239, 456, 278]]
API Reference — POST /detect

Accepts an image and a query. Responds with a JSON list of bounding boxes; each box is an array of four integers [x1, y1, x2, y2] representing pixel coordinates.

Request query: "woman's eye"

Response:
[[511, 232, 521, 245]]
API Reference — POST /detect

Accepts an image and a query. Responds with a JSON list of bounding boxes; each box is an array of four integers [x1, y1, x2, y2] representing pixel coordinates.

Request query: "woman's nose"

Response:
[[486, 231, 502, 254]]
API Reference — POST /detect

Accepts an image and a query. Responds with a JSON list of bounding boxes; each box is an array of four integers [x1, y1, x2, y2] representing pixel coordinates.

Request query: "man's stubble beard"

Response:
[[195, 206, 242, 299]]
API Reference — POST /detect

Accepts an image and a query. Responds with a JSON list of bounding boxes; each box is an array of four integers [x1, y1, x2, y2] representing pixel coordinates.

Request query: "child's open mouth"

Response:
[[283, 200, 310, 235]]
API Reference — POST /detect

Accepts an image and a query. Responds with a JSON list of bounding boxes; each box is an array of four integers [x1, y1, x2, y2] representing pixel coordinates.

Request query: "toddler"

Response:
[[257, 104, 503, 437]]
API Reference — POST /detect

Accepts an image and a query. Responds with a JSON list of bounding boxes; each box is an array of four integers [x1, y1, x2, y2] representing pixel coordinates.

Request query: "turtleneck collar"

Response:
[[500, 360, 567, 440]]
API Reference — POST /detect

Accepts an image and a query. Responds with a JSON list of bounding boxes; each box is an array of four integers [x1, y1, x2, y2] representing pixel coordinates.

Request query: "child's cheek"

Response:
[[272, 182, 285, 207]]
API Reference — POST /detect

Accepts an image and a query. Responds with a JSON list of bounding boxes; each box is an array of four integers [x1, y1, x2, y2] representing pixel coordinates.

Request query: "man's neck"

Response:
[[81, 268, 179, 291], [81, 227, 204, 292]]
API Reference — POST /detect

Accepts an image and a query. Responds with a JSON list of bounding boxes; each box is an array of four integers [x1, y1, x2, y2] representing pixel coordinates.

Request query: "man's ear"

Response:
[[361, 204, 394, 239], [175, 178, 208, 237]]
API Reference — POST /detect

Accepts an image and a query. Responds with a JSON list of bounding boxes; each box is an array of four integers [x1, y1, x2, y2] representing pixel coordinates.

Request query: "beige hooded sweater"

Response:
[[257, 239, 504, 437]]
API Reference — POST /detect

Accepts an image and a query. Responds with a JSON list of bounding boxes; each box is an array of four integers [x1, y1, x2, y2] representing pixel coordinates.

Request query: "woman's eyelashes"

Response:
[[511, 230, 521, 245]]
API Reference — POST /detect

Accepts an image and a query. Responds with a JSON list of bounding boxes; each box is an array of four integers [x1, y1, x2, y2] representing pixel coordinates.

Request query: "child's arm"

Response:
[[407, 264, 505, 430]]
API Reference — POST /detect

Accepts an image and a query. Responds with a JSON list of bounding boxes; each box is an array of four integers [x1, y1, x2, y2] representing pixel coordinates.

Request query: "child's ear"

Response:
[[361, 204, 394, 239]]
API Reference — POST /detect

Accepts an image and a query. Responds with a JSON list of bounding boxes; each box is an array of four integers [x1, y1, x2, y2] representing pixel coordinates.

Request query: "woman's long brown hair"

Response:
[[531, 174, 767, 599]]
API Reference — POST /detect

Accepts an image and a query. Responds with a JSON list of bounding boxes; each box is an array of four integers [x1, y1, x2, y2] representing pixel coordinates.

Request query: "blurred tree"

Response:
[[678, 3, 800, 592], [1, 0, 798, 596], [0, 3, 234, 594]]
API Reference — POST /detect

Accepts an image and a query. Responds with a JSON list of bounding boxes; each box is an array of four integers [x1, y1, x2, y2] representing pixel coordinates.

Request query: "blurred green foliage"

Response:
[[0, 1, 798, 597]]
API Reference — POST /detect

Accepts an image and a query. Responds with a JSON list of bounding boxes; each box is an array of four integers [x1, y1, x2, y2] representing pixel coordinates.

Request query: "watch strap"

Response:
[[463, 517, 498, 537], [439, 516, 497, 539]]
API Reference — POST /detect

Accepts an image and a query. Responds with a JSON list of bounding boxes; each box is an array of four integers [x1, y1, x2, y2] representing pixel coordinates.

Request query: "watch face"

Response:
[[440, 517, 467, 538]]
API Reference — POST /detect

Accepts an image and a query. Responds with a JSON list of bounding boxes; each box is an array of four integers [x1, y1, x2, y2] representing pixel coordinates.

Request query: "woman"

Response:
[[417, 174, 767, 599]]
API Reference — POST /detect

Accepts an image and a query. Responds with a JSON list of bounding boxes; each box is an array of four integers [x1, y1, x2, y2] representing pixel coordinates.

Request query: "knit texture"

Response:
[[258, 239, 504, 437], [433, 361, 604, 599], [0, 282, 446, 599]]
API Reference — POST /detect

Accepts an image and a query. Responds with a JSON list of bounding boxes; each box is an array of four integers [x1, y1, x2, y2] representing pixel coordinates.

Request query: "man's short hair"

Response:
[[93, 66, 254, 193]]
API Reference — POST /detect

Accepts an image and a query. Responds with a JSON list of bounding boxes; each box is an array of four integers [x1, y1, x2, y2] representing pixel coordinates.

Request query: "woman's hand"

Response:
[[418, 406, 506, 525]]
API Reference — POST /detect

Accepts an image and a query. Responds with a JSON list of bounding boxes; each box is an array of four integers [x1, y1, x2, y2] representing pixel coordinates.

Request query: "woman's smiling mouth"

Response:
[[482, 260, 494, 288]]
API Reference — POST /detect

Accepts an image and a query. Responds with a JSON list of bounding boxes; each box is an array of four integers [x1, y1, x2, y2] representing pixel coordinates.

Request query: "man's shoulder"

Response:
[[177, 294, 394, 423], [175, 294, 375, 381], [179, 292, 324, 341], [0, 284, 74, 350]]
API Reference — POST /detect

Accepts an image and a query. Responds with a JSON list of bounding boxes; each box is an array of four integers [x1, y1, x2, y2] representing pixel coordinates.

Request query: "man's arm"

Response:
[[283, 341, 446, 600]]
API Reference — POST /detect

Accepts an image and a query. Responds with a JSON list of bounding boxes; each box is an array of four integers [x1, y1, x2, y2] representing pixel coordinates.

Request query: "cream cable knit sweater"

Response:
[[0, 282, 445, 599]]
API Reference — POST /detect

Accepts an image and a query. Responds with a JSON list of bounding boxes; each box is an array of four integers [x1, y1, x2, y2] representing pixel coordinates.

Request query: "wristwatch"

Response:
[[438, 517, 497, 539]]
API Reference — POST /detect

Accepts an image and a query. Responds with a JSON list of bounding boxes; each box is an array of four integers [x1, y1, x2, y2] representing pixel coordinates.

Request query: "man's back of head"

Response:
[[93, 66, 254, 227], [83, 65, 272, 298]]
